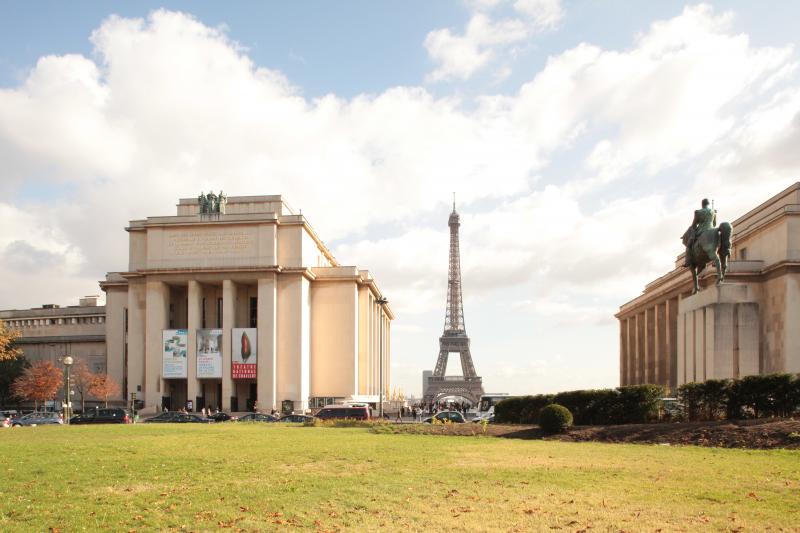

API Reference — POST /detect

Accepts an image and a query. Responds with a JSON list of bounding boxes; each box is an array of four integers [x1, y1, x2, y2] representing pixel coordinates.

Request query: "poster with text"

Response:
[[197, 329, 223, 378], [232, 328, 257, 379], [162, 329, 188, 378]]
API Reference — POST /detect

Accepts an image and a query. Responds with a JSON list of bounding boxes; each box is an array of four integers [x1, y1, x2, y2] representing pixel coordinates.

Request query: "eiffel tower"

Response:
[[423, 198, 484, 405]]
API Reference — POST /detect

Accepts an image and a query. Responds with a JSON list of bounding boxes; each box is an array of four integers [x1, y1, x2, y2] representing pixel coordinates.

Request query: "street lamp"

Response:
[[376, 297, 388, 419], [63, 356, 73, 425]]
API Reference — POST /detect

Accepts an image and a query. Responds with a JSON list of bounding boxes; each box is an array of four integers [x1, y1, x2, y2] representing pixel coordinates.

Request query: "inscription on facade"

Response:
[[166, 230, 254, 257]]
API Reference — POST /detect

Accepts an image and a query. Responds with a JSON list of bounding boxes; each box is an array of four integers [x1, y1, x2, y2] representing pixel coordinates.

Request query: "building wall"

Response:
[[99, 195, 393, 414], [618, 182, 800, 390], [0, 299, 108, 407], [310, 280, 358, 398]]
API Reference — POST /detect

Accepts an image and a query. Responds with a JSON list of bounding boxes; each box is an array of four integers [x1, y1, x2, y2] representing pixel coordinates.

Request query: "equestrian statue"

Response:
[[681, 198, 733, 294]]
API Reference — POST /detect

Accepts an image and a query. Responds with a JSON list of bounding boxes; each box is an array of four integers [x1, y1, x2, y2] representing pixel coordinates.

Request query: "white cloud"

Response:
[[424, 0, 564, 82], [513, 0, 564, 29], [0, 6, 798, 395]]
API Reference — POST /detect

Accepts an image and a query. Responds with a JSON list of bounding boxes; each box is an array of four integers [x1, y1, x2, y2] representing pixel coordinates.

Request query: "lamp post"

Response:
[[376, 297, 388, 419], [62, 356, 73, 425]]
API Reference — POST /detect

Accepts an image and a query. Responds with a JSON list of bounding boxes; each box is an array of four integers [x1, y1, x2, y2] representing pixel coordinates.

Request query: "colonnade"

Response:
[[619, 296, 679, 390]]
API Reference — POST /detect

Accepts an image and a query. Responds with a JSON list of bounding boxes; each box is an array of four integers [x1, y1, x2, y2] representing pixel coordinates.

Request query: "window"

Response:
[[216, 297, 223, 328], [202, 298, 206, 328], [740, 247, 748, 260], [249, 297, 258, 327]]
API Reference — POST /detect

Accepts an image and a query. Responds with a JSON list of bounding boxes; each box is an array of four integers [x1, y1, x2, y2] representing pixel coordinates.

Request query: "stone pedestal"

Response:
[[676, 284, 759, 386]]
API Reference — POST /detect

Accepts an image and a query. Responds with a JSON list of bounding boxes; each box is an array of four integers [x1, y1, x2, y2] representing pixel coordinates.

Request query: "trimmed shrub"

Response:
[[677, 382, 704, 421], [494, 396, 529, 424], [539, 404, 573, 434], [519, 395, 553, 424], [616, 385, 664, 424]]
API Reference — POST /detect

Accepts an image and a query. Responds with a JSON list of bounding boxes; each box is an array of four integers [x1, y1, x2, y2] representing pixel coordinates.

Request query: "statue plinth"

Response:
[[677, 283, 759, 387]]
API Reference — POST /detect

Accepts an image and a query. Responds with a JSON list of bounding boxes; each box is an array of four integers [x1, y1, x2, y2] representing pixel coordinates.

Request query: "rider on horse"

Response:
[[683, 198, 717, 267]]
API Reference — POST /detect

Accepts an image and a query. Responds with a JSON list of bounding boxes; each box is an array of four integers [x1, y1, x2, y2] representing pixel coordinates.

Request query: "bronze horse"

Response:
[[683, 222, 733, 294]]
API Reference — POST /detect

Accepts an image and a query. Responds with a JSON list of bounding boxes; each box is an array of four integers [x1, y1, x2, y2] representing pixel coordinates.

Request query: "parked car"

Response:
[[424, 411, 466, 424], [237, 413, 279, 423], [315, 405, 371, 420], [208, 411, 236, 422], [143, 411, 212, 424], [472, 413, 495, 424], [70, 408, 132, 425], [279, 414, 315, 424], [12, 412, 63, 427]]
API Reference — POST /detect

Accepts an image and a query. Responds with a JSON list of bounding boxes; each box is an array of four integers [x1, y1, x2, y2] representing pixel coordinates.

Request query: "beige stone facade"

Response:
[[617, 183, 800, 391], [98, 195, 393, 414]]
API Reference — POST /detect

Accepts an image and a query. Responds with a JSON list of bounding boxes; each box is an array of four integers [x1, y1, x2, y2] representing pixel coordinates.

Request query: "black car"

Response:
[[144, 411, 212, 424], [208, 412, 235, 422], [279, 414, 314, 424], [70, 408, 132, 425], [237, 413, 278, 423]]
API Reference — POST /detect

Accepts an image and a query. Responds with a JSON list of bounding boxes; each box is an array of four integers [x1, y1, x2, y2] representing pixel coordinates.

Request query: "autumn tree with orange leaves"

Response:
[[70, 358, 95, 412], [0, 319, 22, 362], [88, 373, 121, 407], [11, 360, 63, 410]]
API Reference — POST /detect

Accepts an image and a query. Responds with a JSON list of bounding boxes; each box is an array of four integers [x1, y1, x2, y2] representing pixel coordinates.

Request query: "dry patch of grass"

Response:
[[0, 424, 798, 532]]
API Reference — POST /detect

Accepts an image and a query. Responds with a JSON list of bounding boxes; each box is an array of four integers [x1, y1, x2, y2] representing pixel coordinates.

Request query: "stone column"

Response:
[[145, 280, 169, 412], [646, 307, 655, 384], [656, 302, 666, 387], [127, 280, 146, 405], [694, 308, 705, 382], [667, 298, 678, 391], [619, 319, 627, 386], [676, 308, 685, 387], [357, 286, 369, 395], [222, 280, 237, 411], [187, 280, 202, 411], [257, 274, 277, 411], [737, 303, 760, 377], [712, 303, 735, 379], [636, 312, 645, 384], [626, 317, 634, 385]]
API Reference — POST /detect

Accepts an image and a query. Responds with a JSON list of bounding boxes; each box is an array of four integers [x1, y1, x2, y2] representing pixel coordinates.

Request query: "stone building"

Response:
[[1, 195, 392, 414], [617, 183, 800, 391], [0, 296, 107, 374], [100, 195, 393, 414]]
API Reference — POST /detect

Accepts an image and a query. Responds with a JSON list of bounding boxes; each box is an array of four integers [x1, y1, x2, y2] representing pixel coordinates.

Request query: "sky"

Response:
[[1, 1, 799, 397]]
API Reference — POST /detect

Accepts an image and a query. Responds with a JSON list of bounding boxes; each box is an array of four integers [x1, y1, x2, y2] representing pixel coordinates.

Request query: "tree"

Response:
[[0, 354, 30, 407], [11, 360, 63, 410], [70, 359, 94, 413], [88, 373, 120, 407], [0, 319, 22, 362]]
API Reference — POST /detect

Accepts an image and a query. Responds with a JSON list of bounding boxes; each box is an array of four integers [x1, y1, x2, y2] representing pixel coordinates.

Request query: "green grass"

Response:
[[1, 424, 798, 532]]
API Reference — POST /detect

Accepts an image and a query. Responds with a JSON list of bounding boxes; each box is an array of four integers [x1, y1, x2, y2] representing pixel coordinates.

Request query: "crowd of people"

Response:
[[396, 401, 472, 421]]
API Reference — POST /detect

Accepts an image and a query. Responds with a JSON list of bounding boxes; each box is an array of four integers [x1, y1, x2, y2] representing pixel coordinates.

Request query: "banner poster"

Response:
[[162, 329, 188, 378], [232, 328, 257, 379], [197, 329, 223, 378]]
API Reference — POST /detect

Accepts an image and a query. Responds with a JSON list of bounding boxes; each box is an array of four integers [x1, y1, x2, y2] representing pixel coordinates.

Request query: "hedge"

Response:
[[494, 385, 664, 425], [678, 373, 800, 421]]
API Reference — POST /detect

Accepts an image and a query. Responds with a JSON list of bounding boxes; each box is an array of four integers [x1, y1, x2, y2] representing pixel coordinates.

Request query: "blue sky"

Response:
[[1, 1, 799, 396]]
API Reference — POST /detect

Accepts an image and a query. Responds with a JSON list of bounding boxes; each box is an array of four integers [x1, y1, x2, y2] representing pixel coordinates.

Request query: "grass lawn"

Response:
[[1, 424, 798, 532]]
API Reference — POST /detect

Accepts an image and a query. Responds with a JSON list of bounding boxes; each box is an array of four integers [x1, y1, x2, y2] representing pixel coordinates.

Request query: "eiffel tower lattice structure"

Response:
[[423, 199, 484, 405]]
